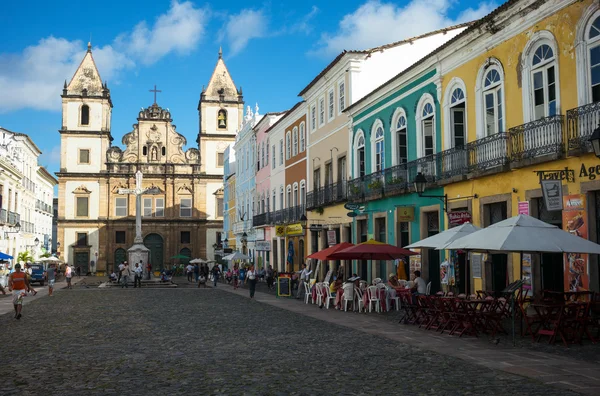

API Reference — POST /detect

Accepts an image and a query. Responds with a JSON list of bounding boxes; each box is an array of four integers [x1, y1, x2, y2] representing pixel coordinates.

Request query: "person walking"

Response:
[[266, 265, 274, 291], [121, 263, 131, 288], [211, 264, 221, 287], [8, 263, 30, 319], [186, 263, 194, 282], [44, 263, 56, 297], [146, 262, 152, 280], [245, 265, 258, 299], [117, 261, 125, 283], [296, 262, 312, 299], [65, 264, 73, 289], [133, 263, 143, 288], [193, 263, 199, 282]]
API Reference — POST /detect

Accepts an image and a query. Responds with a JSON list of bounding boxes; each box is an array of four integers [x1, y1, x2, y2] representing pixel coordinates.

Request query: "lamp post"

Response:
[[414, 172, 478, 214], [4, 221, 21, 238], [589, 124, 600, 158]]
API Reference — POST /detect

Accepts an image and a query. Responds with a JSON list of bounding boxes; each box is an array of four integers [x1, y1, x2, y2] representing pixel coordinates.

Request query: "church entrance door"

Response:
[[144, 234, 164, 271], [114, 248, 126, 273], [74, 252, 89, 275]]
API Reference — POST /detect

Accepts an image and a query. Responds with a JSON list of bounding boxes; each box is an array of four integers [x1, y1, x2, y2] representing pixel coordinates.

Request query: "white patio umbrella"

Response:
[[40, 256, 62, 263], [405, 222, 481, 249], [189, 258, 204, 264], [222, 252, 251, 261], [441, 214, 600, 254]]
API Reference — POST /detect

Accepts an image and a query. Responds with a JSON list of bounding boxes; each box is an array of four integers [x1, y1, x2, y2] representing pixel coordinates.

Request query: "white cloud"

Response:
[[40, 144, 62, 166], [311, 0, 498, 57], [219, 9, 268, 56], [289, 6, 320, 35], [0, 1, 205, 112]]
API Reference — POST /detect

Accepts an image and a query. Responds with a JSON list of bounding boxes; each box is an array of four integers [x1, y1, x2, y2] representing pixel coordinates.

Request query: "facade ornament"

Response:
[[73, 185, 92, 194]]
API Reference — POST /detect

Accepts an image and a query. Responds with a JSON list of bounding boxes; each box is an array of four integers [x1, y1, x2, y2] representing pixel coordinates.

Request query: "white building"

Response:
[[0, 127, 57, 261]]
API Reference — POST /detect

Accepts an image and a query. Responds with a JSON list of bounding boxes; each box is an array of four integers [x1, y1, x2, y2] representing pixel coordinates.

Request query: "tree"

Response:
[[40, 251, 51, 258], [17, 251, 34, 264]]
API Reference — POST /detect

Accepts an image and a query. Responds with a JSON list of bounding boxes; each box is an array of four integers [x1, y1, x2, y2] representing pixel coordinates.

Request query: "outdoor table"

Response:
[[454, 299, 492, 336]]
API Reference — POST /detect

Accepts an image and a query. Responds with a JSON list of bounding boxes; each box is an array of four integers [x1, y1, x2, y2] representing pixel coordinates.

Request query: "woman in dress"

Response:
[[245, 265, 258, 299]]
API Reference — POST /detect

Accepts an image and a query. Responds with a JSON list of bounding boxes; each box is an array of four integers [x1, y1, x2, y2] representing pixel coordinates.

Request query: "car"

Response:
[[28, 263, 45, 286]]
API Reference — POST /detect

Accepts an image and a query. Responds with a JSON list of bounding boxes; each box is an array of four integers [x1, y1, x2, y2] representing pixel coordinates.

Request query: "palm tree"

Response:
[[17, 251, 34, 264]]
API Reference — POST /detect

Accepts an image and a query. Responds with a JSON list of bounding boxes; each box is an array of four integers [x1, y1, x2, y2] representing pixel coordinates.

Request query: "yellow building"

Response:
[[226, 172, 236, 250], [435, 0, 600, 293]]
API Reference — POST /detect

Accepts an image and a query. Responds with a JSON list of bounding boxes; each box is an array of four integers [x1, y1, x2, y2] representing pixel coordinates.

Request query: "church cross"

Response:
[[149, 85, 162, 104]]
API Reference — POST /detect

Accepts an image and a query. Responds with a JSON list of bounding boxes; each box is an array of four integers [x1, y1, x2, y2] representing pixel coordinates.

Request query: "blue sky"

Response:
[[0, 0, 497, 175]]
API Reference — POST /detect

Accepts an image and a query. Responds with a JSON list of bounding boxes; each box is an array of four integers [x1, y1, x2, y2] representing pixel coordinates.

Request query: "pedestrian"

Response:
[[197, 266, 207, 288], [266, 265, 274, 290], [118, 261, 125, 283], [8, 263, 30, 319], [296, 262, 312, 299], [65, 264, 73, 289], [193, 263, 199, 282], [146, 262, 152, 280], [211, 264, 221, 287], [121, 262, 131, 288], [133, 263, 143, 288], [45, 263, 56, 297], [245, 265, 258, 299], [185, 263, 193, 282]]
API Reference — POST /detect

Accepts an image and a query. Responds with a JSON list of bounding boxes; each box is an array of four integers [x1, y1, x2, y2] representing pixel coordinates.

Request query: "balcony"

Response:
[[7, 211, 20, 225], [322, 182, 347, 205], [435, 146, 468, 183], [467, 132, 509, 173], [284, 205, 306, 223], [567, 101, 600, 153], [0, 209, 7, 223], [382, 163, 409, 196], [510, 115, 564, 165], [252, 212, 270, 227]]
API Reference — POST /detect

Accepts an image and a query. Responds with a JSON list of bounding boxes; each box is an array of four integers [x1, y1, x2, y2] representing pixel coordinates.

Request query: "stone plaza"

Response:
[[0, 283, 592, 395]]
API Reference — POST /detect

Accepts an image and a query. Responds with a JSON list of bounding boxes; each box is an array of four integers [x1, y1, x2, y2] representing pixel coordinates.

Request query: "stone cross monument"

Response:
[[118, 171, 161, 278]]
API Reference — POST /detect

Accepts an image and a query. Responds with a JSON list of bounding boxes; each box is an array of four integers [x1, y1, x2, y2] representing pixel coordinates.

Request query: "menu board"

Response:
[[471, 254, 482, 279], [277, 274, 291, 297]]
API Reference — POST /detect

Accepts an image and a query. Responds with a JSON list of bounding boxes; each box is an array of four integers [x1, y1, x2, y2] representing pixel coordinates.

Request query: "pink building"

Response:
[[253, 111, 285, 268]]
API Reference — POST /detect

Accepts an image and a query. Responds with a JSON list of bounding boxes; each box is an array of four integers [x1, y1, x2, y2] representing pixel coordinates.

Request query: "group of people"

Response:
[[0, 262, 60, 320], [110, 260, 151, 288]]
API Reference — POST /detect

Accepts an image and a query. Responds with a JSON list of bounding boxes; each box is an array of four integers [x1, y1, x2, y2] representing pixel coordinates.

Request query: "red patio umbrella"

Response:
[[307, 242, 355, 261], [328, 239, 417, 261]]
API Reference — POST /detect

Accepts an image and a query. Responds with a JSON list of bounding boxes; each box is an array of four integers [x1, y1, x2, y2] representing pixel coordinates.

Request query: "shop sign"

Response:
[[286, 223, 304, 236], [397, 206, 414, 222], [309, 224, 323, 232], [448, 211, 471, 226], [541, 179, 563, 211], [562, 194, 589, 291], [347, 211, 358, 218], [534, 167, 575, 182], [254, 228, 265, 241], [255, 241, 271, 251], [579, 164, 600, 180], [275, 225, 285, 237], [518, 201, 529, 215], [327, 230, 337, 246], [344, 203, 361, 210]]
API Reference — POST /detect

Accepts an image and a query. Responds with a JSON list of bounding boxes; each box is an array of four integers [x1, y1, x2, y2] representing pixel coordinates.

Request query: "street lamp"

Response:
[[590, 124, 600, 158], [4, 222, 21, 238], [34, 237, 39, 246], [241, 232, 248, 255], [414, 172, 477, 213], [300, 214, 308, 229]]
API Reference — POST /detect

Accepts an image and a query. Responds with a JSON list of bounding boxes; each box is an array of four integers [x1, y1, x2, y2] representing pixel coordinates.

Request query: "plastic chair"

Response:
[[426, 282, 432, 296], [303, 282, 312, 304], [342, 284, 355, 312], [353, 287, 364, 313], [324, 287, 336, 309], [367, 286, 381, 313], [315, 283, 325, 306], [373, 277, 382, 285]]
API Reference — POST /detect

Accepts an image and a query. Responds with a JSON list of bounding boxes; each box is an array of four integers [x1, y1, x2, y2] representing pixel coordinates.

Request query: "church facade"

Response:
[[56, 45, 242, 274]]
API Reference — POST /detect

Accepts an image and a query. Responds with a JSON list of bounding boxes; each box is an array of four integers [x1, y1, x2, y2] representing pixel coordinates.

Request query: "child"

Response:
[[197, 272, 207, 288]]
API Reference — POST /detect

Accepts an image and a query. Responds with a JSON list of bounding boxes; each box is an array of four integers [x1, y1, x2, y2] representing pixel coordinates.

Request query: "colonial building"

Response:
[[0, 127, 57, 260], [223, 145, 236, 251], [56, 45, 242, 273]]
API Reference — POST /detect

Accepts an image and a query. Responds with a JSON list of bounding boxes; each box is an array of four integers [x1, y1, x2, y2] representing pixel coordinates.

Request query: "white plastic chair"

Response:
[[376, 283, 388, 312], [314, 283, 324, 306], [426, 281, 432, 296], [373, 277, 382, 285], [367, 286, 381, 313], [353, 287, 364, 313], [342, 284, 355, 312], [324, 285, 335, 309], [303, 282, 312, 304]]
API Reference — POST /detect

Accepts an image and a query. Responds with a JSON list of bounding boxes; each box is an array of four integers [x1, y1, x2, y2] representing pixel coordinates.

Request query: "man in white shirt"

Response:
[[133, 263, 143, 288], [411, 270, 427, 295], [295, 262, 313, 299], [118, 262, 125, 283], [186, 264, 194, 282]]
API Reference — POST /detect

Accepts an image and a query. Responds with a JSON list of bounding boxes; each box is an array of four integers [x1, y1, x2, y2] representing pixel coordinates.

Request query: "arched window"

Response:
[[372, 121, 385, 172], [577, 7, 600, 104], [261, 142, 265, 169], [279, 186, 284, 210], [300, 180, 306, 207], [286, 132, 291, 159], [299, 123, 306, 152], [81, 104, 90, 126], [162, 146, 166, 156], [143, 146, 148, 156], [292, 127, 299, 156], [266, 139, 269, 165], [449, 87, 466, 147], [272, 189, 276, 211], [416, 95, 435, 157], [475, 58, 506, 139], [218, 109, 227, 129], [521, 31, 560, 122], [293, 183, 299, 207], [354, 130, 365, 178], [286, 185, 292, 208], [391, 108, 408, 166]]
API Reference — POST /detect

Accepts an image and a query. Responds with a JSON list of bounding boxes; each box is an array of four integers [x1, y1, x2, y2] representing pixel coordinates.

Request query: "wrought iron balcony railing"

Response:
[[0, 209, 7, 223], [567, 101, 600, 152], [407, 154, 437, 184], [436, 146, 468, 181], [323, 182, 347, 205], [467, 132, 509, 172], [382, 163, 409, 195], [252, 212, 270, 227], [510, 115, 564, 161], [7, 211, 20, 225]]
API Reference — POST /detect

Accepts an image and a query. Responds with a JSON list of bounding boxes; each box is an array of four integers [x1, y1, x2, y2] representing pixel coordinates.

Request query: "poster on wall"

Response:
[[409, 254, 421, 281], [471, 253, 482, 279], [518, 201, 533, 295], [562, 194, 589, 291]]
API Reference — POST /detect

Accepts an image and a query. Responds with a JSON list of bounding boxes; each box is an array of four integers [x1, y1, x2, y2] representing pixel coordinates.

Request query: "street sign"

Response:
[[344, 203, 361, 211], [347, 211, 358, 218], [358, 205, 366, 212]]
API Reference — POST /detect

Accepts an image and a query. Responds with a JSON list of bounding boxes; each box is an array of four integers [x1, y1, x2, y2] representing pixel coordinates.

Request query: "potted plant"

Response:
[[388, 177, 404, 185], [367, 180, 383, 190], [315, 207, 324, 215]]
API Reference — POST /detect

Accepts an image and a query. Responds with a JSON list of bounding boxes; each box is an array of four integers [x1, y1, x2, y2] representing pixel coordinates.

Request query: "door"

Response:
[[427, 212, 440, 294], [144, 233, 164, 271], [486, 202, 508, 292], [536, 198, 564, 292], [114, 248, 126, 273], [376, 218, 386, 279], [75, 252, 89, 275], [358, 219, 368, 280]]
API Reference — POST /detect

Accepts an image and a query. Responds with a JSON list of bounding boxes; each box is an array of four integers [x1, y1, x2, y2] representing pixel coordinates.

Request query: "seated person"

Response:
[[411, 270, 427, 295], [388, 273, 405, 292], [329, 277, 343, 295], [109, 272, 118, 282]]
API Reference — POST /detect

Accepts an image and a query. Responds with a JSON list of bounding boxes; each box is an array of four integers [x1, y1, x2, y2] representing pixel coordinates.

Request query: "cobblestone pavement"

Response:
[[0, 287, 583, 395]]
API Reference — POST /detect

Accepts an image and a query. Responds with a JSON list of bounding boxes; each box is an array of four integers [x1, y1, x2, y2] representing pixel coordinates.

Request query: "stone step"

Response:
[[100, 280, 178, 288]]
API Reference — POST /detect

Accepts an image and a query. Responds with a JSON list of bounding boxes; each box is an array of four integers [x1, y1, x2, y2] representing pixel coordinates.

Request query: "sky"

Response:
[[0, 0, 498, 176]]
